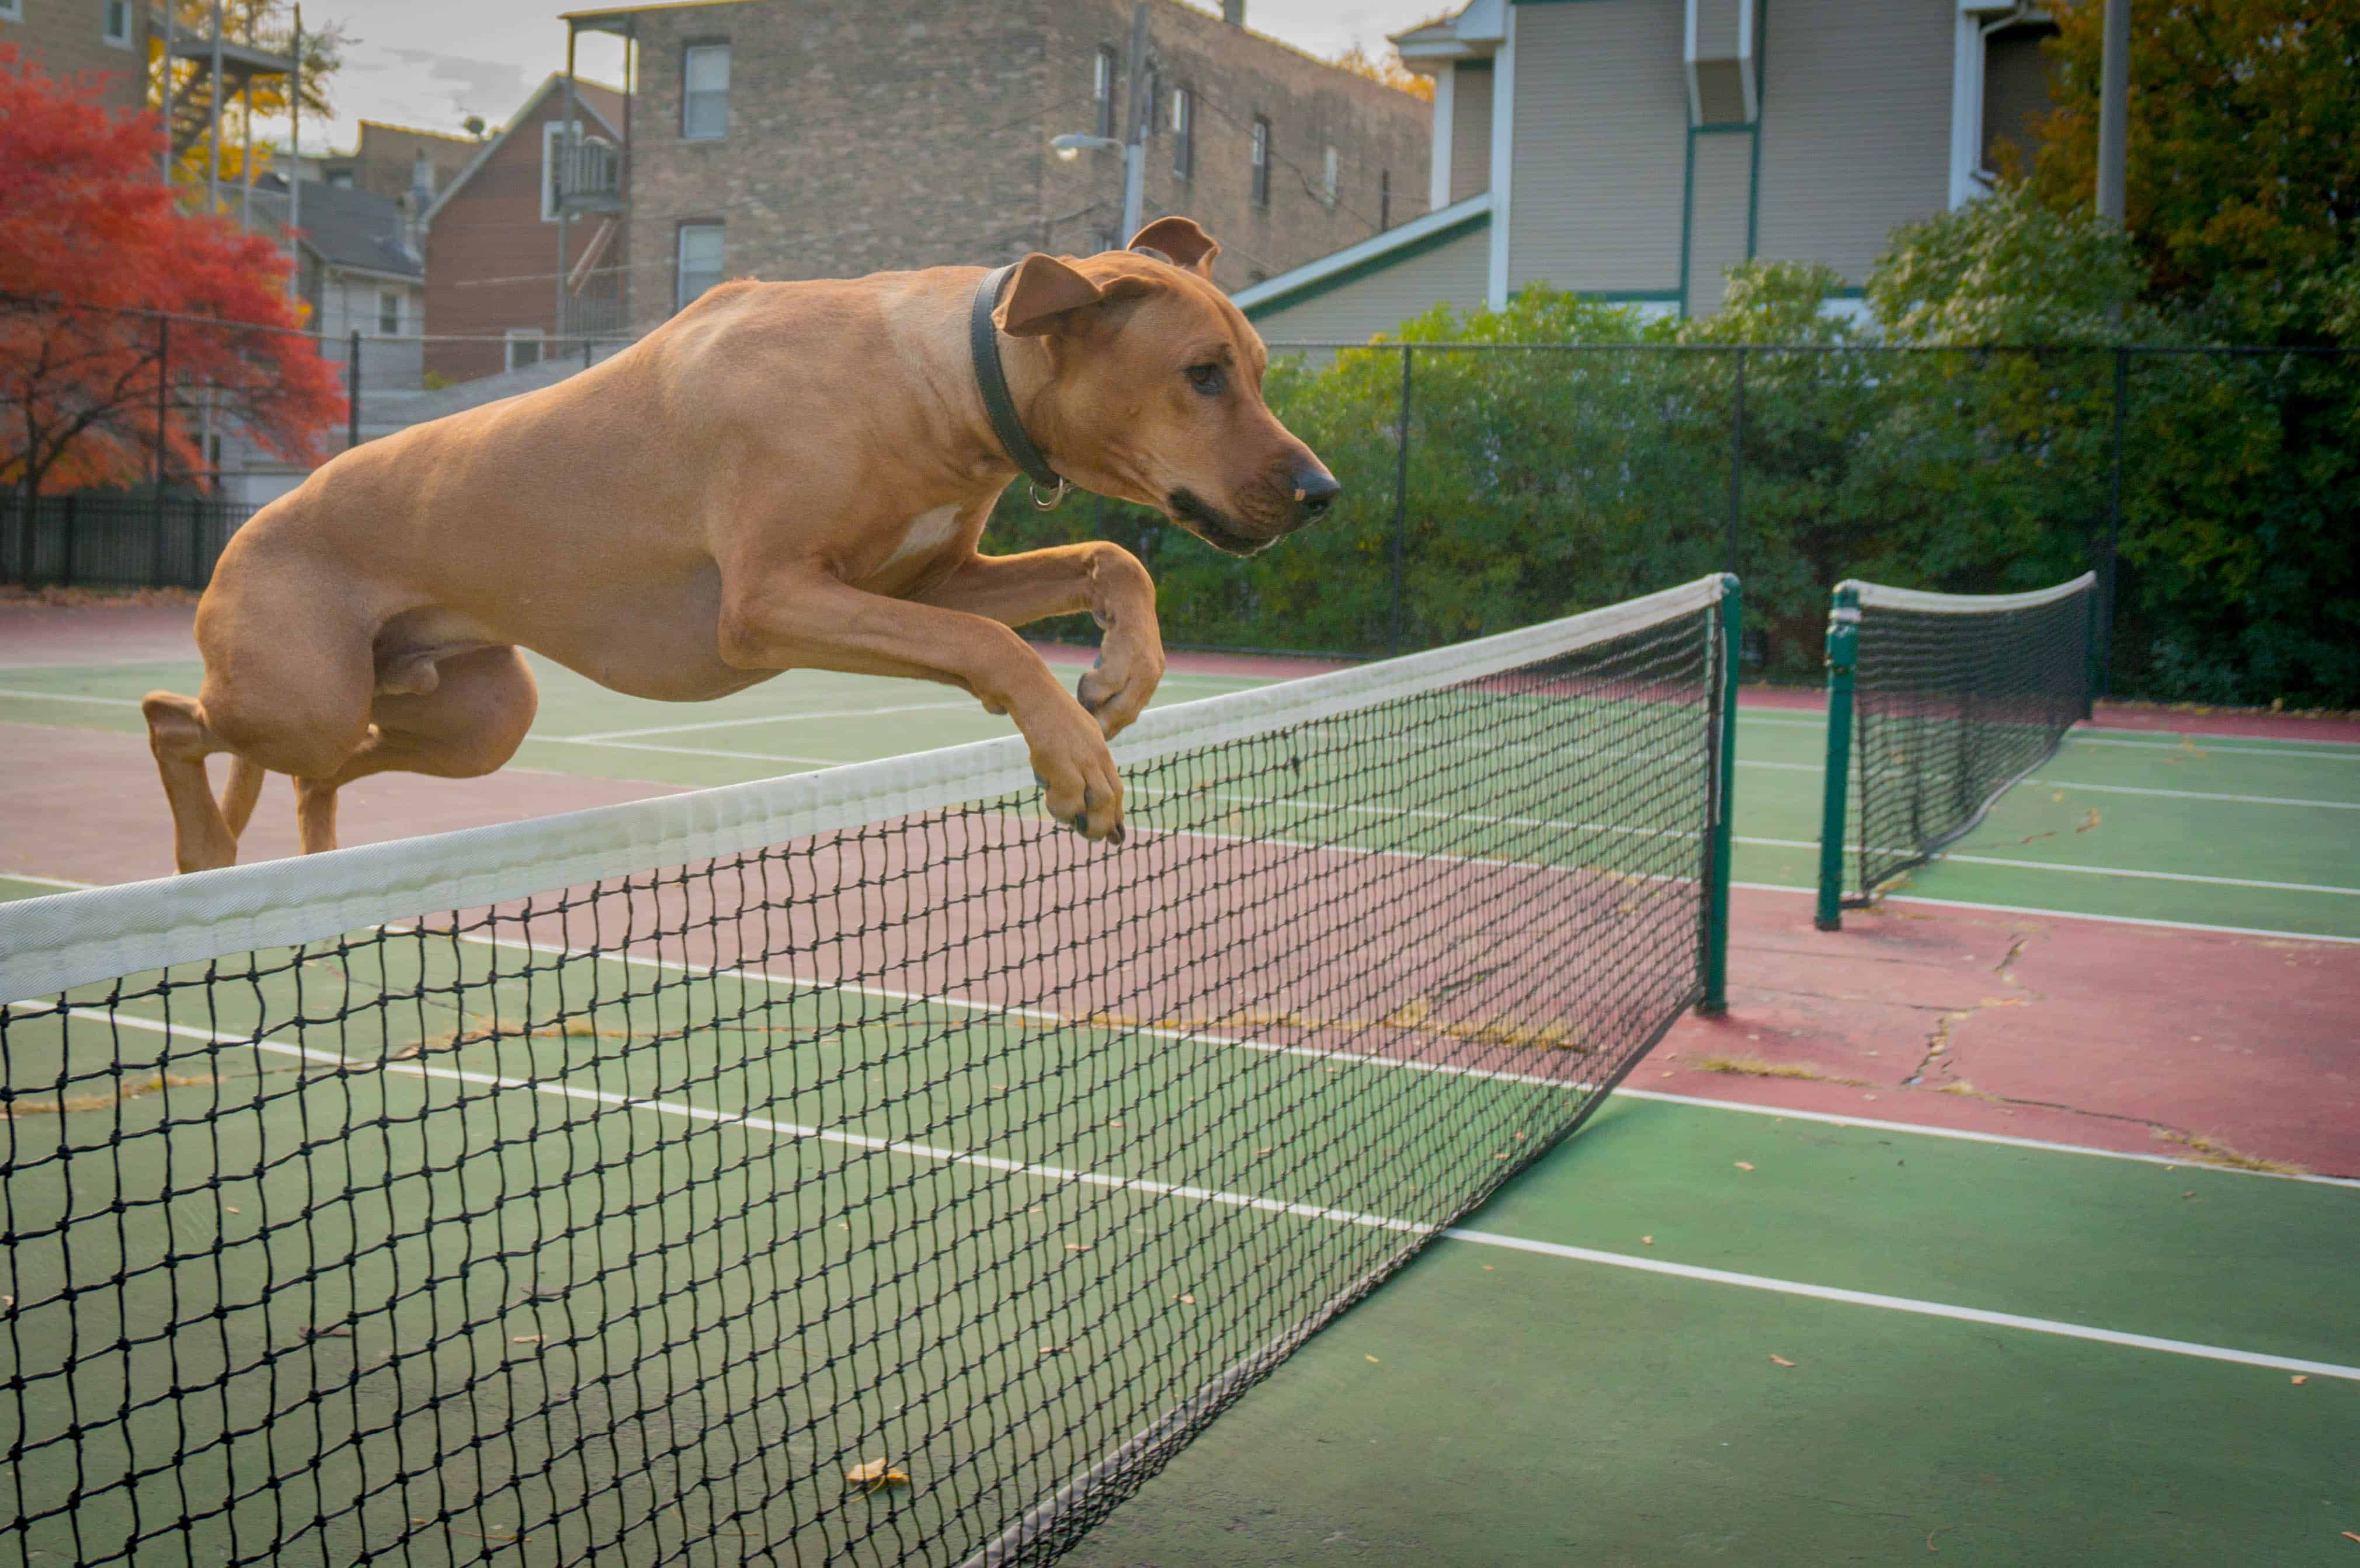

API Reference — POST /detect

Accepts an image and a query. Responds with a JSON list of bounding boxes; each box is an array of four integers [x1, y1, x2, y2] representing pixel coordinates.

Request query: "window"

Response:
[[505, 329, 544, 371], [1170, 86, 1193, 179], [1379, 169, 1391, 231], [0, 0, 23, 22], [539, 120, 582, 221], [102, 0, 133, 47], [1250, 116, 1271, 207], [326, 170, 353, 188], [1093, 47, 1118, 138], [683, 43, 730, 140], [1321, 144, 1339, 206], [377, 291, 402, 335], [676, 222, 725, 311]]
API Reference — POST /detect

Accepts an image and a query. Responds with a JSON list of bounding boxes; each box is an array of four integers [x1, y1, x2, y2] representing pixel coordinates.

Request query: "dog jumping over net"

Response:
[[141, 218, 1339, 870]]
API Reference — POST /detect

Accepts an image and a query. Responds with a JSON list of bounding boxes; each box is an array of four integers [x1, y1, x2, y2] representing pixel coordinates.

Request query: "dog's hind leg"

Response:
[[288, 645, 541, 856], [140, 692, 242, 873], [221, 755, 266, 840]]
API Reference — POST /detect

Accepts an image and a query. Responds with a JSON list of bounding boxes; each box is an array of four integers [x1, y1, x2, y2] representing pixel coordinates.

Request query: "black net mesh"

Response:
[[1, 603, 1721, 1567], [1849, 580, 2095, 902]]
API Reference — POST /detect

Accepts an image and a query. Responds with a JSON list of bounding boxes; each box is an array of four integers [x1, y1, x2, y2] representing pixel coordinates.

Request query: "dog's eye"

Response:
[[1184, 363, 1225, 396]]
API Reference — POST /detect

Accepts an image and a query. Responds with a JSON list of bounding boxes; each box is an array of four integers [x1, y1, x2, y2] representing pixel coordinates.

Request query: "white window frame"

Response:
[[676, 222, 725, 312], [0, 0, 26, 23], [539, 120, 583, 222], [1170, 86, 1193, 179], [504, 328, 545, 372], [1094, 47, 1118, 137], [683, 44, 731, 141], [1321, 145, 1339, 206], [377, 290, 403, 336], [1250, 117, 1271, 207], [102, 0, 134, 47]]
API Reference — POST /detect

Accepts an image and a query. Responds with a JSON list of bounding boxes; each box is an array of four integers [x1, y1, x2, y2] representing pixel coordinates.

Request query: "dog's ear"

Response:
[[995, 253, 1106, 337], [1127, 217, 1220, 279]]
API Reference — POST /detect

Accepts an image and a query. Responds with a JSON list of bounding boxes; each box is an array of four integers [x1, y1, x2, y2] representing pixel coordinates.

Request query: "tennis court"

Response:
[[2, 583, 2356, 1566]]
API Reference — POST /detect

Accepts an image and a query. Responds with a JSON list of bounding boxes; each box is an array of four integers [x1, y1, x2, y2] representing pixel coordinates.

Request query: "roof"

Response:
[[1391, 0, 1507, 72], [422, 75, 627, 227], [1232, 192, 1490, 318], [248, 180, 423, 281]]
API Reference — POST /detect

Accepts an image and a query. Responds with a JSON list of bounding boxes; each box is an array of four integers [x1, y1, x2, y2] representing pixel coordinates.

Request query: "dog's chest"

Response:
[[881, 505, 964, 571]]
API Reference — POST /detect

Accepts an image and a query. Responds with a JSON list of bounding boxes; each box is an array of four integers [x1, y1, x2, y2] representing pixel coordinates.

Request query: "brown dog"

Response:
[[140, 218, 1339, 871]]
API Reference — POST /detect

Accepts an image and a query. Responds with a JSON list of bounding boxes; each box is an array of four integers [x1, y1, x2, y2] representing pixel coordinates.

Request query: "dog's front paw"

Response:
[[1027, 706, 1126, 844], [1075, 635, 1164, 740]]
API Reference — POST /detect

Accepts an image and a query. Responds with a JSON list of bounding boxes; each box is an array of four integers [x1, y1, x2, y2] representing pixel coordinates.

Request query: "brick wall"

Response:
[[423, 80, 627, 383], [3, 0, 149, 113], [618, 0, 1430, 333]]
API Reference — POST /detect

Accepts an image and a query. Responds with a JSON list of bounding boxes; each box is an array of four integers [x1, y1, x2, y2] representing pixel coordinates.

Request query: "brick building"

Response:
[[420, 74, 628, 383], [1, 0, 151, 112], [317, 120, 481, 205], [557, 0, 1431, 336]]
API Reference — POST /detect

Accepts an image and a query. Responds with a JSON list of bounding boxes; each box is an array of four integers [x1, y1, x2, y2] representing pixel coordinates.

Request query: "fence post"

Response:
[[2099, 346, 2127, 699], [189, 498, 206, 589], [1726, 346, 1747, 578], [1389, 344, 1413, 656], [347, 330, 362, 451], [1813, 583, 1860, 931], [59, 494, 78, 590], [1699, 573, 1742, 1014]]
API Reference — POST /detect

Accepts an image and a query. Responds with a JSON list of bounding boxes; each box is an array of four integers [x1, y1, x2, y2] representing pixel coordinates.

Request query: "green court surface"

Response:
[[5, 651, 2358, 938], [4, 642, 2359, 1563]]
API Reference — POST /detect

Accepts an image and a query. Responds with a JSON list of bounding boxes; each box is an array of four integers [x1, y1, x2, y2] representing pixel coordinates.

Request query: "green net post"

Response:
[[1699, 574, 1740, 1014], [1813, 583, 1861, 931]]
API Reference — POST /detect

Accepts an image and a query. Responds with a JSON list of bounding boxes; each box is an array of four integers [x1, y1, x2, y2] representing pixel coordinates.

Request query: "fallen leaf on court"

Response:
[[1641, 1236, 1655, 1246], [1493, 1152, 1510, 1160], [1364, 1355, 1380, 1364], [2076, 809, 2101, 833], [1176, 1294, 1195, 1305], [1769, 1355, 1795, 1368], [2343, 1531, 2360, 1545], [844, 1459, 909, 1495], [2052, 792, 2064, 802], [1038, 1346, 1063, 1355], [1735, 1162, 1754, 1172], [224, 1206, 240, 1214], [2291, 1375, 2307, 1385], [512, 1335, 543, 1344], [1065, 1243, 1090, 1251]]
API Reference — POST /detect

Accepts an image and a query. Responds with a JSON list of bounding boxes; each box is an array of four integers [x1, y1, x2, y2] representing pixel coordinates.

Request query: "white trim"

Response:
[[101, 0, 134, 47], [1742, 833, 2358, 896], [1847, 571, 2095, 613], [1485, 5, 1516, 310], [1232, 192, 1491, 315], [1948, 8, 1984, 207], [1441, 1229, 2360, 1379], [503, 326, 545, 371], [420, 74, 622, 228], [0, 578, 1724, 1003], [1738, 0, 1758, 121], [1428, 63, 1455, 214], [0, 0, 23, 22]]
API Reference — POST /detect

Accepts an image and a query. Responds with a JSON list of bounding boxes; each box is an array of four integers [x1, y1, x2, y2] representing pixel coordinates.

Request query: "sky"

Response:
[[299, 1, 1448, 155]]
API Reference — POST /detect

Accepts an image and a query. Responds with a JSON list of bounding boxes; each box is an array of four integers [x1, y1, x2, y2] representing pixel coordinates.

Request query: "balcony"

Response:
[[552, 138, 623, 216]]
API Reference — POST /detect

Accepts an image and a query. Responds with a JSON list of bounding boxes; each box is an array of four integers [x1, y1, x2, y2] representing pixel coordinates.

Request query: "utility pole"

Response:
[[2094, 0, 2130, 224], [1118, 2, 1151, 244], [207, 0, 225, 213], [289, 6, 302, 301]]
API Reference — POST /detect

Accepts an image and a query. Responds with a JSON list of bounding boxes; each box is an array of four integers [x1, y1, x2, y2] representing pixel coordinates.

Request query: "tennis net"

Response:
[[1814, 572, 2095, 925], [0, 575, 1736, 1568]]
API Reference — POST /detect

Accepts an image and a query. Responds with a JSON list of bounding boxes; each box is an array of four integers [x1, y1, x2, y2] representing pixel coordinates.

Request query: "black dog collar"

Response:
[[969, 265, 1069, 509]]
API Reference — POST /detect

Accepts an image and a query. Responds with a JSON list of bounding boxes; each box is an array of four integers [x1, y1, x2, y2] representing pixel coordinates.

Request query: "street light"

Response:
[[1051, 133, 1122, 162], [1051, 4, 1151, 245]]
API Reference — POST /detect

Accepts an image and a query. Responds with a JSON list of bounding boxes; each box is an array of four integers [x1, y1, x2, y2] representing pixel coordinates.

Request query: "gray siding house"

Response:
[[1239, 0, 2055, 340]]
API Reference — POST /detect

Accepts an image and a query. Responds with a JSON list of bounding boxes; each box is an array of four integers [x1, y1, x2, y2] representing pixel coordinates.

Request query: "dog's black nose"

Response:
[[1294, 468, 1341, 521]]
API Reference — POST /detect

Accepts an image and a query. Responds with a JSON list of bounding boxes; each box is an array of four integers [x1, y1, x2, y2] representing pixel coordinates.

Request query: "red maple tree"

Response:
[[0, 43, 344, 512]]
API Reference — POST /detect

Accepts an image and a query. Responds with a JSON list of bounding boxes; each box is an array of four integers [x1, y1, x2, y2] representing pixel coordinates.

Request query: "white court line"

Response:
[[1729, 879, 2360, 948], [529, 736, 839, 767], [1739, 834, 2358, 897], [34, 1006, 2355, 1382], [1738, 755, 2360, 810], [0, 688, 142, 708], [1436, 1229, 2360, 1381], [564, 700, 974, 743], [1738, 708, 2360, 759]]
